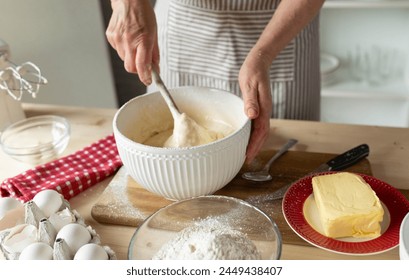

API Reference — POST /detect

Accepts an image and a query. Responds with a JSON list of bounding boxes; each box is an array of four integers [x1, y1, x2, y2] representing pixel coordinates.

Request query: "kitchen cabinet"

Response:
[[320, 0, 409, 127]]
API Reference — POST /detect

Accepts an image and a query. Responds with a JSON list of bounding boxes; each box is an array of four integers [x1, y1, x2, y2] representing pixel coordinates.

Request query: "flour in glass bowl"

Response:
[[152, 218, 261, 260]]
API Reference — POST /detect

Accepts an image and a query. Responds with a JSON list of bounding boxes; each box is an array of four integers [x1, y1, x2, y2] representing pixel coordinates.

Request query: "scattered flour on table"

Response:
[[97, 167, 146, 221], [152, 218, 261, 260]]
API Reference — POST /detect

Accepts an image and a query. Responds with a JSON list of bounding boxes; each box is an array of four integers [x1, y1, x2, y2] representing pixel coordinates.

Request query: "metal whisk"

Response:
[[0, 39, 47, 101]]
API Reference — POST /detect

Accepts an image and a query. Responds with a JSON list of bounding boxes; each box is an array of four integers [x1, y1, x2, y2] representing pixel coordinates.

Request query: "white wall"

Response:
[[320, 8, 409, 63], [0, 0, 117, 108], [319, 6, 409, 127]]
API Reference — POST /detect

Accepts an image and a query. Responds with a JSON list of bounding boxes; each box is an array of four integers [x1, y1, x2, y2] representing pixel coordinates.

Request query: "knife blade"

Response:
[[260, 143, 370, 201]]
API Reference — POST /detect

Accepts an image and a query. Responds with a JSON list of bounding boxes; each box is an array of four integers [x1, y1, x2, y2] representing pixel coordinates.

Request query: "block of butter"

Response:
[[312, 172, 384, 239]]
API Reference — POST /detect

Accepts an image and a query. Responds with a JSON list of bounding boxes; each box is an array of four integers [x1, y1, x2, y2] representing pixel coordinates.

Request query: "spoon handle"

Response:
[[262, 139, 298, 172], [151, 69, 181, 117]]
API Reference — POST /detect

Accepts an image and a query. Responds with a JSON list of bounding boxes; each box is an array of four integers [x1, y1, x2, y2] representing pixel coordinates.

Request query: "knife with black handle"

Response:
[[262, 143, 370, 201]]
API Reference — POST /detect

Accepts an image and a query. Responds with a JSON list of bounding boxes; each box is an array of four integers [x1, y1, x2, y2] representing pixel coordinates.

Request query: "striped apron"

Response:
[[152, 0, 321, 120]]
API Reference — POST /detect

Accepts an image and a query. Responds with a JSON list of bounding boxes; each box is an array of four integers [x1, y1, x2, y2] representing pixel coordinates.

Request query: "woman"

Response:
[[106, 0, 324, 163]]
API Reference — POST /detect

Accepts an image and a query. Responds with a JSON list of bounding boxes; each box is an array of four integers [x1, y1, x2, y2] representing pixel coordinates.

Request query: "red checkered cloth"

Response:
[[0, 134, 123, 202]]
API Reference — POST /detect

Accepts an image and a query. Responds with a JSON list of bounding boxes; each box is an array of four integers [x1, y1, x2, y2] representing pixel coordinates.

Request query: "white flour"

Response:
[[152, 218, 261, 260], [97, 167, 147, 221]]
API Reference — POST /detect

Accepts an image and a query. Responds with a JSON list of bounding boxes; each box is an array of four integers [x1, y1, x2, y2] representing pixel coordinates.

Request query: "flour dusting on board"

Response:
[[95, 167, 146, 221]]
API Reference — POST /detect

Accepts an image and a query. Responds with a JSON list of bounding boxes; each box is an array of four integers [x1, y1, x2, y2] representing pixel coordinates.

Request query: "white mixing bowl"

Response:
[[113, 86, 250, 200], [400, 212, 409, 260]]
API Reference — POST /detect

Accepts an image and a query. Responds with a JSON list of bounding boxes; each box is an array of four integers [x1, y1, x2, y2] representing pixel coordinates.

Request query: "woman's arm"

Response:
[[253, 0, 325, 65], [240, 0, 325, 163]]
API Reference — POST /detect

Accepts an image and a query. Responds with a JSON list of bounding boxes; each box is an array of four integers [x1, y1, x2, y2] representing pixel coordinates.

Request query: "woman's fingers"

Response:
[[106, 0, 158, 85], [243, 83, 272, 163], [239, 53, 272, 163]]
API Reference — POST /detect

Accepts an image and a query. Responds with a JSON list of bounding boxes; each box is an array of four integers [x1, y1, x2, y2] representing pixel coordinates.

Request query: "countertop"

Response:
[[1, 103, 408, 260]]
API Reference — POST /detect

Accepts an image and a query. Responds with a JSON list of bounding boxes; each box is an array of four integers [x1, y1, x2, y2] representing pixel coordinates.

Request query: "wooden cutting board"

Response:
[[91, 149, 402, 247]]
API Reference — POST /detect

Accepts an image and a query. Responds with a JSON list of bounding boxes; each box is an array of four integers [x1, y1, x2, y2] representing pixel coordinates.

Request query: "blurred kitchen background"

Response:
[[1, 0, 409, 127]]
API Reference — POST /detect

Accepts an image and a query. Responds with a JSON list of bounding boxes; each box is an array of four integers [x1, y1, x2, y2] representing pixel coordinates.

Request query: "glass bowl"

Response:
[[0, 115, 70, 165], [128, 195, 282, 260]]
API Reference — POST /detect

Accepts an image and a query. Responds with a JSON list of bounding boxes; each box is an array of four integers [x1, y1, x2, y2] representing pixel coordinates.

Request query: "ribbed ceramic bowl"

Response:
[[113, 86, 251, 200], [128, 195, 282, 260], [399, 212, 409, 260]]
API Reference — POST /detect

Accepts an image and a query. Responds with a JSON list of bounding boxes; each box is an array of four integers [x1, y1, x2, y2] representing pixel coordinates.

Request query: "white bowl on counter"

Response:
[[320, 52, 340, 87], [400, 212, 409, 260], [113, 86, 250, 200]]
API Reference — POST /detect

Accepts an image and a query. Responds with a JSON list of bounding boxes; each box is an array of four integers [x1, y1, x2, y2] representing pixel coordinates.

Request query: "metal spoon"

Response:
[[242, 138, 298, 182], [151, 68, 181, 118]]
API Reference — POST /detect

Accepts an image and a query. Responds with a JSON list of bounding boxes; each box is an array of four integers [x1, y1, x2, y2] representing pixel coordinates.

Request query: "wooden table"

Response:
[[1, 103, 408, 260]]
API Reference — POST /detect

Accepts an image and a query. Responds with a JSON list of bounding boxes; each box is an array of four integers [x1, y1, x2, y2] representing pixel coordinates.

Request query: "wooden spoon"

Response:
[[151, 69, 181, 119]]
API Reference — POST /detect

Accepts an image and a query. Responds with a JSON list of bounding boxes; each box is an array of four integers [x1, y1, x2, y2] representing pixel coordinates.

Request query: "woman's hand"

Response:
[[239, 48, 273, 164], [106, 0, 159, 85], [239, 0, 325, 163]]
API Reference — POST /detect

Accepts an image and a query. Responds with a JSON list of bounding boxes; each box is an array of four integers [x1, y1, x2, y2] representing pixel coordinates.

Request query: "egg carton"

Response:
[[0, 190, 116, 260]]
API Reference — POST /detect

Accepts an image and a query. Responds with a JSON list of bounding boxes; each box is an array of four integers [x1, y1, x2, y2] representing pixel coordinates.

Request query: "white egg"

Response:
[[74, 243, 109, 260], [56, 223, 92, 256], [0, 197, 23, 219], [32, 189, 63, 217], [19, 242, 53, 260]]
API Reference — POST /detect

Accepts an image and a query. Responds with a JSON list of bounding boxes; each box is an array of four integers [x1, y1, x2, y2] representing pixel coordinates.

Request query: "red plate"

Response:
[[282, 172, 409, 255]]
